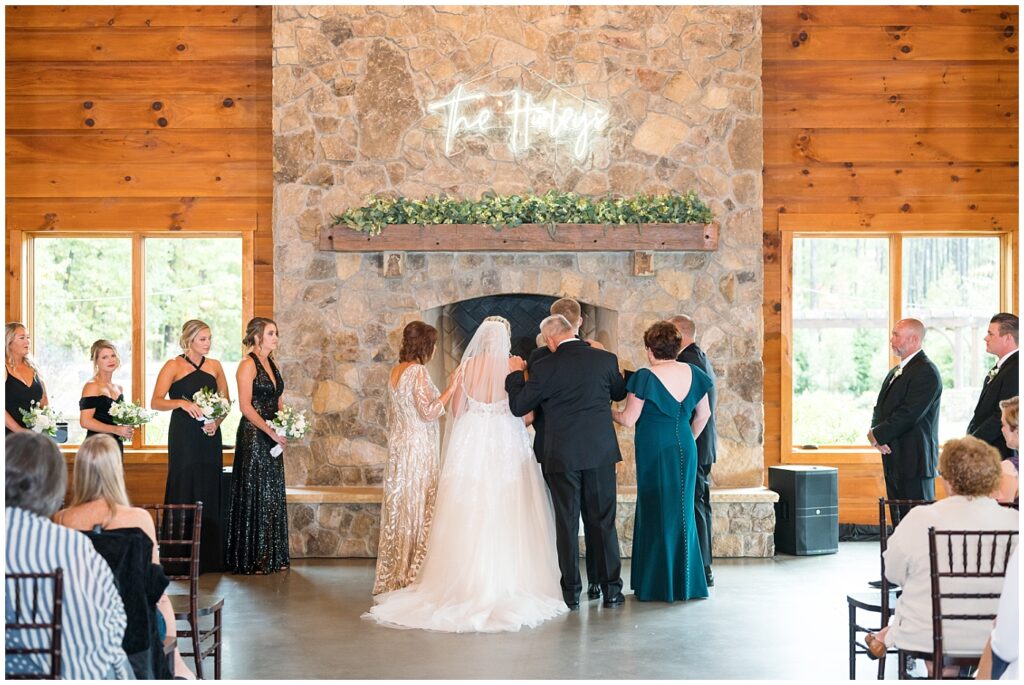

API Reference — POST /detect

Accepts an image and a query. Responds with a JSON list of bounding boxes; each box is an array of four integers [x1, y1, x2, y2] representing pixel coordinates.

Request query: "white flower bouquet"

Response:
[[19, 401, 63, 438], [109, 399, 156, 426], [192, 387, 232, 425], [267, 406, 308, 456]]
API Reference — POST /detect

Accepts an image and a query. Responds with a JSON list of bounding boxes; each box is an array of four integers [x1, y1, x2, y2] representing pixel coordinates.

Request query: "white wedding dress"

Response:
[[364, 321, 567, 633]]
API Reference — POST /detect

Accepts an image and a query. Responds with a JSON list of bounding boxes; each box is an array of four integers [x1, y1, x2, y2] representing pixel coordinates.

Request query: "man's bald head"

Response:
[[891, 318, 926, 359], [669, 315, 696, 347]]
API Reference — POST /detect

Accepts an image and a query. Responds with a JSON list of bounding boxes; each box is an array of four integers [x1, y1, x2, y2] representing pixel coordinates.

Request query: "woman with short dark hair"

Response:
[[613, 320, 713, 602], [372, 321, 460, 594]]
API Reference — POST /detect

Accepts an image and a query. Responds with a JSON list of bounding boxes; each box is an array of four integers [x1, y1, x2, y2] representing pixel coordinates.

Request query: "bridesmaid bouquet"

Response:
[[109, 399, 156, 426], [192, 388, 232, 429], [267, 406, 308, 457], [19, 401, 63, 438]]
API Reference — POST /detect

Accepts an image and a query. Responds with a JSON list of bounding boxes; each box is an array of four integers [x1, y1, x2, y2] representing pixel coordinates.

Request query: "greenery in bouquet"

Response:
[[268, 406, 308, 440], [19, 401, 63, 437], [109, 398, 157, 426], [192, 387, 231, 422]]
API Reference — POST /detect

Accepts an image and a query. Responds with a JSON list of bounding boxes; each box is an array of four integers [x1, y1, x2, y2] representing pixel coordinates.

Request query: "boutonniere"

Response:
[[987, 366, 1000, 382], [889, 366, 903, 384]]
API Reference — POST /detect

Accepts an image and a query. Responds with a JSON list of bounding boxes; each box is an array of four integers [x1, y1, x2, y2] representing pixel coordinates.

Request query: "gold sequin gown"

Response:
[[372, 364, 444, 595]]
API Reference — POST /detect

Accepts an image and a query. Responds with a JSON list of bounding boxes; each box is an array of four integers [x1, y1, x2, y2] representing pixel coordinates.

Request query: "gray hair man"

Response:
[[669, 315, 717, 587]]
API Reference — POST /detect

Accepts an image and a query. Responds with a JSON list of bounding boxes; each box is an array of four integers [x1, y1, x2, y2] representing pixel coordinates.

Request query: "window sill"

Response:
[[783, 447, 881, 465]]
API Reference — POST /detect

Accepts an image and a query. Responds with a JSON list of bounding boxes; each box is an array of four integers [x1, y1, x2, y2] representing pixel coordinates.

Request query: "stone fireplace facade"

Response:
[[272, 6, 765, 556]]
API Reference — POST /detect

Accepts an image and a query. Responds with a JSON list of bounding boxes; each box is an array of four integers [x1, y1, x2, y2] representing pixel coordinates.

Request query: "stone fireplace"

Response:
[[272, 6, 770, 557]]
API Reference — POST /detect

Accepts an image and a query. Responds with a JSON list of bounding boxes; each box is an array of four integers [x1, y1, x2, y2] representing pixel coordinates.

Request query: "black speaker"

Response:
[[769, 465, 839, 556]]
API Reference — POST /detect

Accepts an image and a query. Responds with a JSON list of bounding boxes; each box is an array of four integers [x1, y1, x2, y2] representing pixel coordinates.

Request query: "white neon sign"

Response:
[[427, 83, 609, 160]]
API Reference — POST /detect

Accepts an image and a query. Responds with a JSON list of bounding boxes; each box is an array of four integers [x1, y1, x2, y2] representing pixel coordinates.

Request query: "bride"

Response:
[[364, 316, 568, 632]]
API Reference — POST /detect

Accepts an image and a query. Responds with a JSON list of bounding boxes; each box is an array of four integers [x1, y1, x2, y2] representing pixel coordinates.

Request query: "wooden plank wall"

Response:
[[762, 6, 1019, 522], [5, 6, 273, 503], [5, 4, 274, 323]]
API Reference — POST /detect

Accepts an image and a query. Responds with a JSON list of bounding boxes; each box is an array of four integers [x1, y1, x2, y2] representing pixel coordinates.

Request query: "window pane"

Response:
[[792, 238, 890, 446], [144, 238, 243, 445], [902, 237, 1001, 442], [33, 238, 133, 444]]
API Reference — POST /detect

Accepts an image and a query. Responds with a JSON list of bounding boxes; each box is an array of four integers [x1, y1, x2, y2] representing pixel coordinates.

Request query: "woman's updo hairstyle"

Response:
[[399, 321, 437, 365], [89, 339, 120, 373], [644, 321, 683, 361], [179, 319, 211, 353]]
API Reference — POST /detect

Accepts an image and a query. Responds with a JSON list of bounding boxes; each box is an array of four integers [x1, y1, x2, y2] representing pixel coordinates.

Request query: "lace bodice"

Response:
[[464, 394, 513, 417]]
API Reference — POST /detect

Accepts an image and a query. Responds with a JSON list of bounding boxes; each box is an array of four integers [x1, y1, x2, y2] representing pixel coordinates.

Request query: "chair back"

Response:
[[4, 570, 63, 680], [140, 503, 202, 598], [878, 497, 933, 616], [927, 527, 1018, 676]]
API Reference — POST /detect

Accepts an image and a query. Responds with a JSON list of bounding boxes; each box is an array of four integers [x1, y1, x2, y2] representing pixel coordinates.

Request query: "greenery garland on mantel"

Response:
[[331, 190, 713, 236]]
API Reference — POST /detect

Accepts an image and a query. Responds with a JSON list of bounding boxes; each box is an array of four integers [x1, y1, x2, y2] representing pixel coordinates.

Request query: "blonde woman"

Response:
[[80, 340, 131, 456], [5, 322, 49, 434], [151, 319, 230, 573], [54, 435, 195, 679], [225, 317, 290, 575], [994, 396, 1019, 503]]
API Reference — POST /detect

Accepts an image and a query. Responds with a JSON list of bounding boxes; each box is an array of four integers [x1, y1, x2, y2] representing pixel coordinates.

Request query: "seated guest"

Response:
[[866, 436, 1019, 674], [5, 432, 130, 679], [976, 546, 1019, 680], [55, 434, 195, 679], [993, 396, 1019, 503]]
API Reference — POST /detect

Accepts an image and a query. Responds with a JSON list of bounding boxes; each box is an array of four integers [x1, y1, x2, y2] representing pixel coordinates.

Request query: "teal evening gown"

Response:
[[626, 366, 713, 602]]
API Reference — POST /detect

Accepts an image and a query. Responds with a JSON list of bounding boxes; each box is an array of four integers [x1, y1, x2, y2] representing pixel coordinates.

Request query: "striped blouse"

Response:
[[5, 506, 128, 679]]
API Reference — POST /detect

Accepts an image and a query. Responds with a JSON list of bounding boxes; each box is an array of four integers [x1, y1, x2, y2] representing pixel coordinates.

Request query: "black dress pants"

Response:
[[882, 457, 935, 525], [545, 465, 622, 603], [694, 461, 713, 569]]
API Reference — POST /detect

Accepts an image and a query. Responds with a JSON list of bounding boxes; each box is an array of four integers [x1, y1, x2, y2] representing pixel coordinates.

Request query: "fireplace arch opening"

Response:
[[421, 294, 619, 383]]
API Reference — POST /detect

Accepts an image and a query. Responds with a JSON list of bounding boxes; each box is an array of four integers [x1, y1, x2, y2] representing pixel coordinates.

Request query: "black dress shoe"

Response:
[[705, 569, 715, 587], [587, 583, 601, 600], [565, 600, 580, 610], [603, 592, 625, 607]]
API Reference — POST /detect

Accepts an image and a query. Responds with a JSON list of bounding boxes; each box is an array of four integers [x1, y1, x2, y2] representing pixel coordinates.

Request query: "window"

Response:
[[902, 237, 1001, 442], [144, 238, 243, 445], [790, 234, 1008, 448], [33, 238, 133, 445], [792, 238, 890, 446], [26, 234, 245, 448]]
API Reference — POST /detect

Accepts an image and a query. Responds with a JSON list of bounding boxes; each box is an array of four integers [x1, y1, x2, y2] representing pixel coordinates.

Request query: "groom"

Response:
[[506, 314, 628, 609]]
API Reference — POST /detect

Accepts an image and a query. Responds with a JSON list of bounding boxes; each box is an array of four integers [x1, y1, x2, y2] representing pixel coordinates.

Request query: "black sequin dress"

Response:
[[164, 356, 224, 574], [6, 372, 43, 434], [79, 393, 125, 455], [226, 353, 289, 574]]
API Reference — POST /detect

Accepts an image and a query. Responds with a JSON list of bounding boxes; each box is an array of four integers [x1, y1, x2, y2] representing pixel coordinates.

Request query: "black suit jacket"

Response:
[[506, 339, 627, 474], [870, 351, 943, 479], [678, 343, 717, 466], [967, 350, 1019, 460], [526, 345, 554, 463]]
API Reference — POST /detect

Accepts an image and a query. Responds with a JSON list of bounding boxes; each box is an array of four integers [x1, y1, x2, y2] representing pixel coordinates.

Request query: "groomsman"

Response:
[[968, 313, 1019, 460], [669, 315, 717, 588], [868, 319, 943, 527], [529, 298, 604, 600]]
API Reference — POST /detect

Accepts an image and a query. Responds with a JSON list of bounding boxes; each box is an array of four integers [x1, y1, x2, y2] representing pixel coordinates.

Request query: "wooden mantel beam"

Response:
[[319, 222, 718, 253]]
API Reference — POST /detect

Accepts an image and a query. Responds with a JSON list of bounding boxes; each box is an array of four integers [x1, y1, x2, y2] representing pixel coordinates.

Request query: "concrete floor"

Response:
[[186, 542, 893, 679]]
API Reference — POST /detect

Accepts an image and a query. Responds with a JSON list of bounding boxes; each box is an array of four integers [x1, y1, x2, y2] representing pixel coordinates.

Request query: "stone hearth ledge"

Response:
[[286, 485, 778, 559]]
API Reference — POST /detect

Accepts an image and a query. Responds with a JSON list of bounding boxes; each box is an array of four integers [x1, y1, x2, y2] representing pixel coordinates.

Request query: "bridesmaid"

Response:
[[226, 317, 289, 575], [5, 322, 49, 434], [79, 340, 133, 456], [372, 321, 459, 595], [151, 319, 230, 574], [613, 321, 713, 602]]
